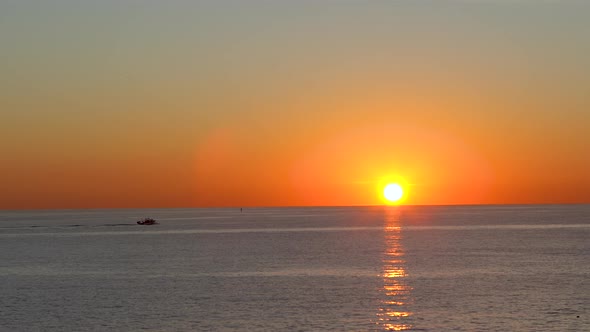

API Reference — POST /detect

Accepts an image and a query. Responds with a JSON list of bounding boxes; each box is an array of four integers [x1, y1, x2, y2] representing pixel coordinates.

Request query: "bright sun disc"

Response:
[[384, 183, 403, 202]]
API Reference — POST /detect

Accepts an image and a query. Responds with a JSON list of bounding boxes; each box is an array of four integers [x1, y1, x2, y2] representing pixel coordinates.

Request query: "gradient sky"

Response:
[[1, 1, 589, 209]]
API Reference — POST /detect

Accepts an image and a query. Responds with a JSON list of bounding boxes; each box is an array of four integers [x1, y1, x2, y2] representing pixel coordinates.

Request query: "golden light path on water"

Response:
[[376, 207, 414, 331]]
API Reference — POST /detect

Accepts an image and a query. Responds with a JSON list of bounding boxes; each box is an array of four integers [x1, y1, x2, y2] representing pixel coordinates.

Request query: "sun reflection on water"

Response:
[[376, 207, 414, 331]]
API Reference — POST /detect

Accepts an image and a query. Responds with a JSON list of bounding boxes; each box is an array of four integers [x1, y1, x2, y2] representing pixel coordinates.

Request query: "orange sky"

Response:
[[1, 2, 589, 209]]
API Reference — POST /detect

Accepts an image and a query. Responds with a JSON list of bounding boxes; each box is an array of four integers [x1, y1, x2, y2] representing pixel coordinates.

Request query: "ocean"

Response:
[[0, 205, 588, 331]]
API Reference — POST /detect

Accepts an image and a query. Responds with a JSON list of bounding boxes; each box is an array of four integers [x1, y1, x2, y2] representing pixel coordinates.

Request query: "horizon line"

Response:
[[1, 202, 589, 212]]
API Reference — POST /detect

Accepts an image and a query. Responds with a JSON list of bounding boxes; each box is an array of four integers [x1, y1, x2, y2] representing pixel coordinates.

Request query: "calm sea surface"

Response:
[[0, 205, 588, 331]]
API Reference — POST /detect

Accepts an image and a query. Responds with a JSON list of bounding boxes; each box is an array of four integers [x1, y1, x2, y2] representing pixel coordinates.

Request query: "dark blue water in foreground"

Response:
[[1, 205, 588, 331]]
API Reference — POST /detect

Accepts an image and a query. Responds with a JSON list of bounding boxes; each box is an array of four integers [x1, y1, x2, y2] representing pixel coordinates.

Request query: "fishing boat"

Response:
[[137, 218, 158, 225]]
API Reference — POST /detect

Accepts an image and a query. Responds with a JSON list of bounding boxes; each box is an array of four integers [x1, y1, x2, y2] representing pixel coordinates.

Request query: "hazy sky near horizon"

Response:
[[1, 1, 589, 209]]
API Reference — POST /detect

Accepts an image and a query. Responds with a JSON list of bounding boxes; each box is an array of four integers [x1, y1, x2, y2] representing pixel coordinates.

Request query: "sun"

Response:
[[383, 183, 404, 203]]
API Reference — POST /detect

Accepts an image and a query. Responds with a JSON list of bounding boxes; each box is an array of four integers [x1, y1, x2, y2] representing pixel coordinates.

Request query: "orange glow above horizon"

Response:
[[1, 2, 589, 209]]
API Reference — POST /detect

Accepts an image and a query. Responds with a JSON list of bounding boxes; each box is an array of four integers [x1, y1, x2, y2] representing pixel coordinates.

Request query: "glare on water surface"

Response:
[[376, 207, 413, 331]]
